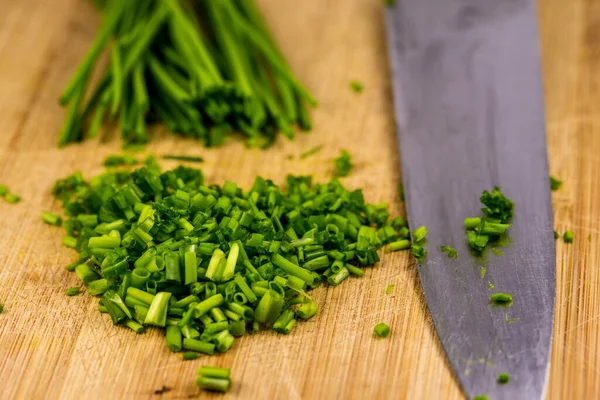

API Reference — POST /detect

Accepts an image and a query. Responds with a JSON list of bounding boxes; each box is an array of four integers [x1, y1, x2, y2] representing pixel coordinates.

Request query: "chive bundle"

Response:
[[59, 0, 316, 148], [49, 159, 415, 357]]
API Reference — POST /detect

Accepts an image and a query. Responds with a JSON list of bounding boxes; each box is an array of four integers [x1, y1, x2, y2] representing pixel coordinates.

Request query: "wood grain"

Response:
[[0, 0, 597, 399]]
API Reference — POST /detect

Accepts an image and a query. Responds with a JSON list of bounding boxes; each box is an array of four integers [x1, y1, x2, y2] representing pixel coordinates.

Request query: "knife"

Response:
[[384, 1, 555, 399]]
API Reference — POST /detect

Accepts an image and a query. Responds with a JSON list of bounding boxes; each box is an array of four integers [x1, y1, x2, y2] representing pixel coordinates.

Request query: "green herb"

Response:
[[3, 192, 21, 204], [488, 281, 495, 289], [334, 150, 353, 177], [497, 372, 510, 384], [300, 145, 323, 159], [480, 266, 486, 279], [66, 287, 81, 296], [162, 155, 204, 163], [411, 244, 426, 263], [350, 81, 364, 93], [440, 245, 458, 258], [383, 0, 396, 5], [386, 284, 394, 295], [490, 293, 513, 306], [554, 231, 559, 240], [103, 154, 138, 167], [398, 183, 405, 202], [491, 247, 503, 257], [389, 239, 411, 252], [473, 396, 488, 400], [42, 211, 63, 226], [588, 234, 591, 242], [0, 302, 3, 313], [374, 322, 390, 338], [465, 187, 514, 253], [183, 352, 199, 360], [49, 162, 406, 357], [550, 176, 562, 191], [58, 0, 316, 148], [196, 366, 231, 392], [412, 226, 428, 243], [563, 231, 574, 243], [504, 313, 519, 323]]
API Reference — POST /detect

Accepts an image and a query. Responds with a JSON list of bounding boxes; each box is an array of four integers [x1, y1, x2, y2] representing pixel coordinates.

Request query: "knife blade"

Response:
[[384, 1, 556, 399]]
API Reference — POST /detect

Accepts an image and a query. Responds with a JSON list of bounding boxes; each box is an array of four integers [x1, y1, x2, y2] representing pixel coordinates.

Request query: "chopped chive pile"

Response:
[[563, 230, 574, 243], [549, 176, 562, 191], [334, 150, 353, 177], [163, 155, 204, 163], [59, 0, 315, 148], [42, 211, 63, 226], [440, 245, 458, 259], [490, 293, 513, 306], [374, 322, 390, 338], [48, 159, 419, 357], [0, 184, 21, 204], [349, 81, 364, 93], [464, 187, 513, 253], [196, 366, 231, 393], [497, 372, 510, 384], [66, 287, 81, 296], [104, 154, 138, 168], [300, 145, 323, 160]]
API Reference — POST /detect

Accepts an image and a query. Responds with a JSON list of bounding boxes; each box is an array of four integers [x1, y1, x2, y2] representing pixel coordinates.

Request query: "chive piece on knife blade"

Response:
[[374, 322, 390, 338], [490, 293, 513, 306], [497, 372, 510, 384], [440, 245, 458, 259]]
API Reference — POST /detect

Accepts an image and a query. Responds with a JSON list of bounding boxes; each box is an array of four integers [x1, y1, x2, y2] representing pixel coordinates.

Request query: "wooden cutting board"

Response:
[[0, 0, 598, 398]]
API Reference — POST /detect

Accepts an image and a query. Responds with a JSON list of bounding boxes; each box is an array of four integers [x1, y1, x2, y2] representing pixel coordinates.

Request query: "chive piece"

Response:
[[166, 325, 183, 352], [550, 176, 562, 191], [196, 377, 231, 393], [42, 211, 63, 226], [497, 372, 510, 384], [103, 154, 138, 167], [563, 231, 574, 243], [145, 292, 171, 327], [488, 281, 495, 289], [66, 287, 80, 296], [410, 244, 427, 262], [163, 155, 204, 163], [473, 396, 488, 400], [183, 338, 216, 355], [440, 245, 458, 259], [491, 247, 503, 257], [374, 322, 390, 338], [349, 81, 364, 93], [334, 149, 353, 177], [300, 145, 323, 159], [490, 293, 513, 306], [0, 303, 3, 313], [554, 231, 559, 240], [4, 193, 21, 204], [389, 240, 411, 252], [183, 352, 199, 360], [480, 266, 486, 279], [0, 184, 8, 197], [464, 217, 482, 229], [385, 284, 394, 295]]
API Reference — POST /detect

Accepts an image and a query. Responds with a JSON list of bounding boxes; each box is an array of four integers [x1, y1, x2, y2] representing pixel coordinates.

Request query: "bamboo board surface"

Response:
[[0, 0, 598, 398]]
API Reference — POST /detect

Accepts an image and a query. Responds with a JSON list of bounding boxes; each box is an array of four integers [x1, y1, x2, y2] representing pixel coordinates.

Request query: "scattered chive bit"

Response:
[[103, 154, 138, 168], [300, 145, 323, 159], [497, 372, 510, 384], [0, 302, 3, 313], [412, 226, 428, 243], [1, 185, 21, 204], [183, 352, 199, 361], [490, 293, 513, 306], [480, 266, 486, 279], [196, 366, 231, 393], [464, 187, 514, 253], [386, 284, 394, 295], [554, 230, 559, 240], [549, 176, 562, 191], [473, 396, 488, 400], [162, 155, 204, 163], [350, 80, 364, 93], [588, 234, 591, 242], [58, 0, 316, 148], [491, 247, 503, 257], [334, 150, 354, 177], [563, 231, 574, 243], [49, 161, 407, 353], [411, 244, 427, 263], [374, 322, 390, 338], [440, 245, 458, 259], [383, 0, 396, 5], [488, 281, 495, 289], [505, 313, 519, 323], [286, 155, 294, 160], [66, 287, 81, 296], [42, 211, 62, 226]]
